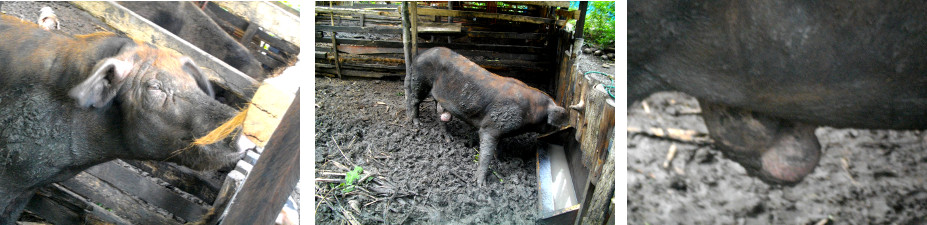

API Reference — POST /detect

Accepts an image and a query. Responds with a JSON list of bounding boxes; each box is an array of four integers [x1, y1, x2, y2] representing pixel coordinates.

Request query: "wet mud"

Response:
[[628, 92, 927, 224]]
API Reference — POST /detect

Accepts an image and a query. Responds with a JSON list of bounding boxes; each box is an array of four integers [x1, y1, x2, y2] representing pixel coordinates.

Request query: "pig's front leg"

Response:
[[476, 129, 499, 187]]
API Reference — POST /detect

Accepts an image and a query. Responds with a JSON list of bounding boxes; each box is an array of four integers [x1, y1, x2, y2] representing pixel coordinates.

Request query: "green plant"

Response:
[[582, 1, 615, 48], [338, 166, 364, 193]]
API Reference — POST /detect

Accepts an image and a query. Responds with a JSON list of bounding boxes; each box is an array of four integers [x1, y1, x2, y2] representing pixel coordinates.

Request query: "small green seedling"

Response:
[[396, 91, 404, 96], [339, 166, 364, 194]]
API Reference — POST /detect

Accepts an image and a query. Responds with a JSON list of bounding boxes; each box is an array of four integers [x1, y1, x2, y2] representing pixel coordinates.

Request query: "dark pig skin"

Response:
[[629, 0, 927, 185], [405, 47, 568, 187], [117, 1, 265, 80], [0, 15, 243, 223]]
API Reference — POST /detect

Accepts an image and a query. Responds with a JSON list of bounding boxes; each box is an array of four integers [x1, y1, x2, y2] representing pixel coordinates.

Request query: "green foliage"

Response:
[[338, 166, 364, 194], [583, 1, 616, 48]]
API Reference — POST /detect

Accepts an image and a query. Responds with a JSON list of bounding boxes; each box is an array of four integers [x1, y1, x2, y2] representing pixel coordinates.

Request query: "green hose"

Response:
[[584, 71, 615, 98]]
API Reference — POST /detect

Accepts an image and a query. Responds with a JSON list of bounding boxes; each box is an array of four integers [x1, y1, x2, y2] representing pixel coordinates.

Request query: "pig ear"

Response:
[[180, 58, 215, 98], [547, 105, 568, 126], [68, 58, 133, 108]]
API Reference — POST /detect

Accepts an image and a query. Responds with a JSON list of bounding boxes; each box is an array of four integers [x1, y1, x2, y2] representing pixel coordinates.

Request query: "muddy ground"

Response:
[[314, 77, 541, 224], [628, 92, 927, 224]]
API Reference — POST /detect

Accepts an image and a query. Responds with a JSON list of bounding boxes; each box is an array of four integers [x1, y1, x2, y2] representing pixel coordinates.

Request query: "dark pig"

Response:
[[0, 15, 244, 223], [629, 1, 927, 185], [117, 1, 265, 80], [405, 47, 568, 187]]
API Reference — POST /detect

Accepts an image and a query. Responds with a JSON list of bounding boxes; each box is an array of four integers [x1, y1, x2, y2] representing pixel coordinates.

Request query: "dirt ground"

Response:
[[314, 77, 543, 224], [628, 92, 927, 224], [1, 1, 116, 36]]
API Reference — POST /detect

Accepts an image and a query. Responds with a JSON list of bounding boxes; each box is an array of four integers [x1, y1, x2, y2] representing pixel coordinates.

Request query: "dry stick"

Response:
[[642, 100, 651, 113], [628, 126, 713, 145], [331, 134, 352, 166], [841, 157, 859, 186], [363, 198, 384, 207], [316, 178, 345, 183], [663, 143, 678, 168]]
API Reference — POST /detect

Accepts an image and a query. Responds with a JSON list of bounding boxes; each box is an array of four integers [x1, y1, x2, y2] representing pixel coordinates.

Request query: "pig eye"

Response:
[[146, 80, 162, 91]]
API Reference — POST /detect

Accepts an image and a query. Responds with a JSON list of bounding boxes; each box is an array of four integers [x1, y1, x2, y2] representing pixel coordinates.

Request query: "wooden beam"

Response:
[[505, 1, 570, 8], [417, 22, 461, 33], [122, 160, 222, 205], [205, 3, 300, 55], [415, 8, 555, 24], [212, 1, 300, 47], [574, 1, 588, 39], [84, 161, 208, 222], [314, 6, 400, 17], [316, 25, 402, 34], [70, 1, 258, 101], [60, 172, 179, 224], [221, 92, 300, 225], [319, 37, 548, 54]]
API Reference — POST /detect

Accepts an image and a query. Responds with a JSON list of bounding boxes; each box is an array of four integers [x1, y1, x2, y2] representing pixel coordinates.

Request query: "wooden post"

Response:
[[447, 2, 453, 43], [573, 1, 588, 39], [579, 150, 614, 225], [220, 91, 300, 225], [330, 2, 342, 78], [401, 2, 412, 74], [240, 22, 259, 45], [410, 1, 419, 57]]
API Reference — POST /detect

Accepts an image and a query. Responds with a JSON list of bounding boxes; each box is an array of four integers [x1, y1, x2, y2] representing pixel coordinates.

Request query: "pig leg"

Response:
[[476, 129, 500, 187], [700, 101, 821, 185]]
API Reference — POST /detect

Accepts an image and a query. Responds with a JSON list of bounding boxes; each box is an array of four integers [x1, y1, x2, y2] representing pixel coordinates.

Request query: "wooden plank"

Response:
[[333, 3, 399, 9], [402, 2, 413, 73], [205, 3, 300, 56], [212, 1, 300, 47], [338, 45, 405, 54], [318, 37, 548, 54], [221, 92, 300, 225], [29, 184, 132, 225], [316, 25, 402, 34], [505, 1, 570, 8], [122, 160, 221, 204], [317, 68, 403, 78], [84, 161, 209, 222], [70, 1, 258, 102], [467, 31, 544, 39], [60, 172, 179, 224], [580, 151, 614, 225], [417, 22, 461, 33], [415, 8, 555, 24], [314, 6, 400, 17]]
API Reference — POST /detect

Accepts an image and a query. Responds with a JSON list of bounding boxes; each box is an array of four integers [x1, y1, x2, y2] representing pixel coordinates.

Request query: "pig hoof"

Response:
[[701, 102, 822, 185]]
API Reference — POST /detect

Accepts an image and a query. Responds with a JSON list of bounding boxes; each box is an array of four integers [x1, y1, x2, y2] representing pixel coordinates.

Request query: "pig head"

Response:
[[0, 15, 243, 223], [406, 47, 567, 187]]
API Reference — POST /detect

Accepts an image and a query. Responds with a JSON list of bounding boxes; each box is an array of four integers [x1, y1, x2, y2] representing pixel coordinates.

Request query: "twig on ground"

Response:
[[322, 172, 346, 177], [841, 157, 859, 186], [331, 134, 352, 165], [663, 143, 678, 168], [316, 178, 345, 183], [364, 198, 384, 207], [628, 126, 712, 144], [642, 100, 651, 113]]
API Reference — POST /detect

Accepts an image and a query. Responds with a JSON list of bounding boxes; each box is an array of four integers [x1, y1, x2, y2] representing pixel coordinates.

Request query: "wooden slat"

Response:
[[317, 68, 403, 78], [28, 184, 132, 225], [314, 6, 400, 17], [505, 1, 570, 8], [417, 22, 461, 33], [580, 151, 614, 225], [69, 1, 258, 101], [318, 37, 548, 54], [60, 172, 179, 224], [122, 160, 221, 204], [221, 92, 300, 225], [84, 161, 209, 222], [415, 8, 555, 24], [467, 31, 544, 39], [212, 1, 300, 47], [316, 25, 402, 34], [205, 3, 300, 55]]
